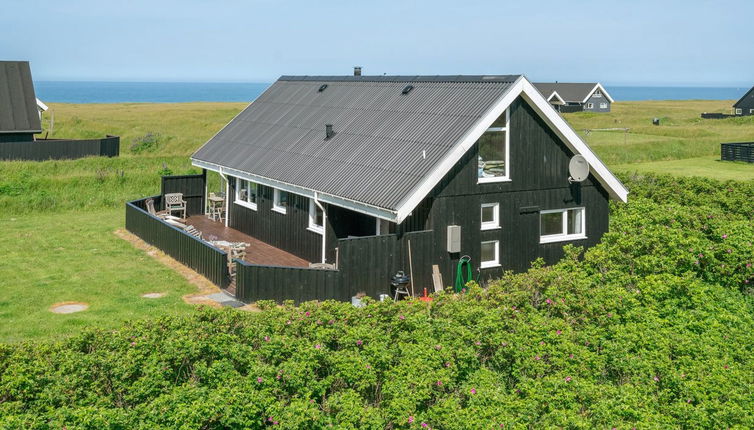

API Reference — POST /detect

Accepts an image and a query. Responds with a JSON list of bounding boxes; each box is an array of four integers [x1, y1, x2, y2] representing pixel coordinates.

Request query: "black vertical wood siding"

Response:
[[161, 172, 206, 216], [0, 135, 119, 160], [126, 196, 229, 288]]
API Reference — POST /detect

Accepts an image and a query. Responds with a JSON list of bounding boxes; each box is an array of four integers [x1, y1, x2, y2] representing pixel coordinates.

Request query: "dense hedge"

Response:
[[1, 174, 753, 429]]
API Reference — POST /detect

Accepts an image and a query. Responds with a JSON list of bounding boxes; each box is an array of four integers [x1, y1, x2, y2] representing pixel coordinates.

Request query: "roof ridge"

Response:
[[278, 75, 521, 83]]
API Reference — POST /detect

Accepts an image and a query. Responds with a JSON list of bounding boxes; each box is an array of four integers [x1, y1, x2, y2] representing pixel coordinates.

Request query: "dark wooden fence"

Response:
[[701, 113, 737, 119], [0, 135, 119, 160], [126, 196, 229, 288], [161, 172, 206, 215], [558, 105, 583, 113], [721, 142, 754, 163], [234, 230, 437, 304]]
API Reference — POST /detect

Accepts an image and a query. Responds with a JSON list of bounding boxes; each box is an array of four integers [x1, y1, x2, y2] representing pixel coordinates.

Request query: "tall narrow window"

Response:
[[235, 178, 257, 210], [477, 109, 510, 182], [540, 208, 586, 243], [308, 199, 324, 234], [480, 203, 500, 230], [273, 189, 288, 214], [586, 103, 594, 109], [480, 240, 500, 268]]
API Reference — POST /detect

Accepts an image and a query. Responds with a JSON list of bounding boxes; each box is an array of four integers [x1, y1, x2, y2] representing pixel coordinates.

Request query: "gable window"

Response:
[[235, 178, 258, 210], [480, 240, 500, 268], [477, 108, 510, 183], [599, 103, 608, 109], [480, 203, 500, 230], [593, 90, 602, 98], [308, 199, 324, 234], [735, 108, 742, 114], [586, 103, 594, 109], [273, 189, 288, 214], [540, 208, 586, 243]]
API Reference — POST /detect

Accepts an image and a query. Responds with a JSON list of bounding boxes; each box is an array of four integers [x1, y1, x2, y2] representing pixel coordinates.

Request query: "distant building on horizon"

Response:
[[733, 86, 754, 116], [533, 82, 614, 113]]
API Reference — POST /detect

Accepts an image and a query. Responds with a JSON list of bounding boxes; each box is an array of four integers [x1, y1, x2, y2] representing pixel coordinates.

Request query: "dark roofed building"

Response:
[[733, 86, 754, 116], [533, 82, 614, 113], [0, 61, 43, 142], [190, 73, 627, 285]]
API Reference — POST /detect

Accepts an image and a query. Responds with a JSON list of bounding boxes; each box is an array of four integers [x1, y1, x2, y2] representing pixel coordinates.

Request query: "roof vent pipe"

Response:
[[325, 124, 335, 139], [353, 66, 362, 76]]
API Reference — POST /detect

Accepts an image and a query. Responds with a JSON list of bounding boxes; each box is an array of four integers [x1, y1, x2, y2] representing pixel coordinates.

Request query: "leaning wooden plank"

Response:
[[432, 265, 443, 293]]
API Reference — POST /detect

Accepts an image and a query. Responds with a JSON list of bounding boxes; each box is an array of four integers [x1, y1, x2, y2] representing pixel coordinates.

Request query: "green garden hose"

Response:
[[454, 256, 473, 293]]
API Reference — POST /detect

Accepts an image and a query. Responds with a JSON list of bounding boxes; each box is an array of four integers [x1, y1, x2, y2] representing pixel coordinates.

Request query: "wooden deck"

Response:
[[185, 215, 310, 268]]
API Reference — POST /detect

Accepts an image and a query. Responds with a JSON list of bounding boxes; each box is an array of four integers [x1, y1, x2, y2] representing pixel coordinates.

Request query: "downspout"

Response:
[[218, 167, 229, 227], [313, 192, 327, 264]]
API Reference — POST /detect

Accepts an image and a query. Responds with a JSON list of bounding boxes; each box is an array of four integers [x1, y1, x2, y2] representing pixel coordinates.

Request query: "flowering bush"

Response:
[[0, 174, 753, 428]]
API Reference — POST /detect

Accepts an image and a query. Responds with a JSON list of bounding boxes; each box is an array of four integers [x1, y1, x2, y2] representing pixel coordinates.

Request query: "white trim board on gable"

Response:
[[394, 76, 628, 223], [582, 83, 615, 103]]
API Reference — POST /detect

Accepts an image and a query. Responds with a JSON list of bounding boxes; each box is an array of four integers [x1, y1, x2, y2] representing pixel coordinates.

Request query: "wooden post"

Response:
[[408, 240, 415, 297]]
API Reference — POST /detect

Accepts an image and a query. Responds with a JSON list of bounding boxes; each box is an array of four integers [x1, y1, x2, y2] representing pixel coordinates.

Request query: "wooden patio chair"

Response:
[[164, 193, 187, 219], [145, 198, 182, 221], [183, 225, 203, 240]]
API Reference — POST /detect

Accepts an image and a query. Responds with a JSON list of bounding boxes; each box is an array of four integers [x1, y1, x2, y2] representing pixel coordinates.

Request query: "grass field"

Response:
[[1, 99, 752, 343]]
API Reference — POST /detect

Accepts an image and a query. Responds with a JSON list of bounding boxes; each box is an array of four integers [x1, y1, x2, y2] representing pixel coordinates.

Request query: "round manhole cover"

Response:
[[50, 302, 89, 314]]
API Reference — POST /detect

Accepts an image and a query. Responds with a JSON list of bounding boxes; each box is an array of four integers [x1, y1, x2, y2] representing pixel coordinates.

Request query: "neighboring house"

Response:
[[190, 73, 628, 284], [0, 61, 43, 143], [533, 82, 614, 112], [733, 86, 754, 116]]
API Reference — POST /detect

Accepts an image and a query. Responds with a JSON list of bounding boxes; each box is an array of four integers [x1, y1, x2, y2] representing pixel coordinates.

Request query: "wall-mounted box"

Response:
[[447, 225, 461, 253]]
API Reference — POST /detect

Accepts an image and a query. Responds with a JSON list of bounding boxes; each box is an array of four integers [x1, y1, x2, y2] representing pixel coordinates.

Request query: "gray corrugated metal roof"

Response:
[[733, 85, 754, 108], [0, 61, 42, 133], [192, 75, 519, 211], [533, 82, 599, 103]]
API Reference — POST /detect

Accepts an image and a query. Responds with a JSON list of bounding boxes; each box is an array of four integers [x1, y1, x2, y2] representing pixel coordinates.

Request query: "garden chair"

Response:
[[145, 198, 182, 222], [164, 193, 187, 219], [183, 225, 203, 240]]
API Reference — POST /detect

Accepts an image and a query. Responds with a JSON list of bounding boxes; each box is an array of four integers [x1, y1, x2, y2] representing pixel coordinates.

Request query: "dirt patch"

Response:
[[114, 229, 222, 308], [50, 302, 89, 314], [141, 292, 166, 299]]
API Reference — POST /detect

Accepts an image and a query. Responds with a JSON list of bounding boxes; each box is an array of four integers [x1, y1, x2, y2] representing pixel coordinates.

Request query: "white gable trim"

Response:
[[393, 76, 627, 222], [36, 98, 48, 112], [581, 83, 615, 103], [547, 91, 566, 105]]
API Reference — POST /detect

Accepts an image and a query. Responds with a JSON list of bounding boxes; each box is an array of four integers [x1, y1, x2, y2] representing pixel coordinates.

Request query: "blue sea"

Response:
[[33, 81, 749, 103]]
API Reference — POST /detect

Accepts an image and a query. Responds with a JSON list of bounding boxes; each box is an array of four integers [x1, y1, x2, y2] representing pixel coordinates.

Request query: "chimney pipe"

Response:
[[353, 66, 362, 76], [325, 124, 334, 139]]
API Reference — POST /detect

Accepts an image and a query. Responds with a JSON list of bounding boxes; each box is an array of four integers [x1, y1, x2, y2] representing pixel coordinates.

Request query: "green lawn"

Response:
[[615, 155, 754, 181], [0, 209, 196, 343]]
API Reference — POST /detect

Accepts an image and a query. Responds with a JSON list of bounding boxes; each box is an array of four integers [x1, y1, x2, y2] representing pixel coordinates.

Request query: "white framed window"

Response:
[[593, 90, 602, 98], [235, 178, 258, 210], [599, 103, 608, 109], [272, 189, 288, 214], [480, 240, 500, 268], [480, 203, 500, 230], [735, 108, 742, 114], [478, 108, 510, 183], [308, 199, 324, 234], [750, 109, 754, 114], [586, 103, 594, 109], [540, 208, 586, 244]]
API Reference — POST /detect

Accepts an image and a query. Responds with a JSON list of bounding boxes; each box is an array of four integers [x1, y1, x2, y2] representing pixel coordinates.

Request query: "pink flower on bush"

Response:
[[421, 423, 428, 428], [534, 355, 541, 361], [286, 320, 292, 325], [257, 377, 263, 383], [569, 353, 574, 359], [445, 361, 451, 367], [653, 376, 659, 382], [130, 342, 136, 347], [724, 364, 729, 369], [365, 364, 371, 369], [399, 315, 405, 320], [315, 344, 321, 349], [727, 249, 732, 253], [545, 298, 552, 305], [436, 380, 442, 386], [722, 234, 728, 239], [469, 388, 476, 395], [304, 311, 310, 317], [565, 376, 572, 382], [356, 339, 363, 346], [264, 336, 270, 342], [475, 341, 482, 346], [408, 416, 414, 423], [556, 330, 562, 335], [435, 344, 442, 350]]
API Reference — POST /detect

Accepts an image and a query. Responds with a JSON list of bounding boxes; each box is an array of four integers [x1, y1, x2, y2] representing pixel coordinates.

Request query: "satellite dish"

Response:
[[568, 155, 590, 183]]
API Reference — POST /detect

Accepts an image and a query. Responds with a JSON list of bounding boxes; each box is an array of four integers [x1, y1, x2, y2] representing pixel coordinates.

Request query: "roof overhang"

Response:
[[36, 98, 48, 112], [392, 77, 627, 222], [547, 91, 566, 105], [582, 83, 615, 103]]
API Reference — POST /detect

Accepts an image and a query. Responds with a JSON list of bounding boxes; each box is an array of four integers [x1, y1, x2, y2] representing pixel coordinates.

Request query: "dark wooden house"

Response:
[[0, 61, 46, 143], [533, 82, 614, 113], [733, 86, 754, 116], [191, 74, 628, 287]]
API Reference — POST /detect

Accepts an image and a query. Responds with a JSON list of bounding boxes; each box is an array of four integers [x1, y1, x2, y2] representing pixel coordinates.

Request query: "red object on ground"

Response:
[[419, 288, 433, 302]]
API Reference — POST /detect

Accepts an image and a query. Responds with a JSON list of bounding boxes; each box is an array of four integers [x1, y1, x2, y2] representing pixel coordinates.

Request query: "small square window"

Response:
[[540, 208, 586, 243], [235, 178, 257, 210], [735, 108, 742, 115], [480, 203, 499, 230], [480, 240, 499, 268], [586, 103, 594, 109], [273, 189, 288, 214]]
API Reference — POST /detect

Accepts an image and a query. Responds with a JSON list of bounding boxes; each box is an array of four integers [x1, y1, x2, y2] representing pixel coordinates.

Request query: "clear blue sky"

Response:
[[2, 0, 752, 86]]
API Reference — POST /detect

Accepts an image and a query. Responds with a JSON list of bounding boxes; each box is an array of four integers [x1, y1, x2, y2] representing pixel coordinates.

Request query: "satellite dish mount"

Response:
[[568, 155, 590, 183]]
